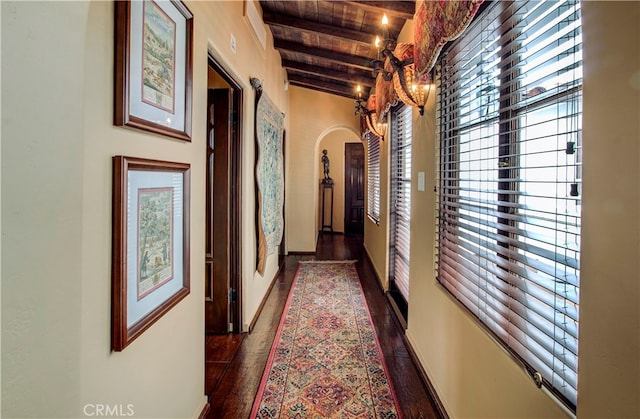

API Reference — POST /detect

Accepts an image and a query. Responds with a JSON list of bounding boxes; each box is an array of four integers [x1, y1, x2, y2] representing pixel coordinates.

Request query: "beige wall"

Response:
[[578, 2, 639, 417], [2, 0, 288, 417], [286, 86, 360, 251], [2, 3, 87, 416], [208, 66, 232, 89], [363, 118, 391, 287], [366, 2, 640, 418]]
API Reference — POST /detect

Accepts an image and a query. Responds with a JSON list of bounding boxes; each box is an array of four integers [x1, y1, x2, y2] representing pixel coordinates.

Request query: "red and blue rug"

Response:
[[251, 261, 402, 418]]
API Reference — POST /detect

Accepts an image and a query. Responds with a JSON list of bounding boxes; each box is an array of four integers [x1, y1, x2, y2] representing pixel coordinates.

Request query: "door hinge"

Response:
[[229, 288, 237, 302]]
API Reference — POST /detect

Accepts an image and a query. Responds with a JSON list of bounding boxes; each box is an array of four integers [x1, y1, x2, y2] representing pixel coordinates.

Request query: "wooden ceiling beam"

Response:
[[274, 40, 373, 72], [263, 11, 376, 46], [282, 60, 374, 88], [346, 1, 415, 19], [287, 81, 356, 100], [287, 73, 358, 99]]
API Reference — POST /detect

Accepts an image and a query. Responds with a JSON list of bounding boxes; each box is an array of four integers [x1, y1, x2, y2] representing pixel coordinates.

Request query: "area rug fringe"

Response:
[[250, 261, 401, 418]]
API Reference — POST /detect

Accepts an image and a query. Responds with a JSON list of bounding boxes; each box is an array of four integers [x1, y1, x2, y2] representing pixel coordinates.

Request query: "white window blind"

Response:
[[366, 132, 381, 224], [390, 105, 413, 304], [436, 0, 582, 410]]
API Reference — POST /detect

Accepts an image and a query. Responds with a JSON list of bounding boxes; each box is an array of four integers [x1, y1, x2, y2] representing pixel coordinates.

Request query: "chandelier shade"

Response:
[[355, 92, 387, 139], [365, 111, 387, 139], [365, 94, 387, 139], [391, 44, 433, 115]]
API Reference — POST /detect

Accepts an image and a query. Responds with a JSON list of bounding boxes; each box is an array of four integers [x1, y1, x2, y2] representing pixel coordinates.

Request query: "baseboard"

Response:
[[362, 246, 386, 293], [403, 335, 449, 419], [248, 257, 285, 331], [287, 251, 316, 255], [363, 248, 447, 418], [385, 292, 408, 330]]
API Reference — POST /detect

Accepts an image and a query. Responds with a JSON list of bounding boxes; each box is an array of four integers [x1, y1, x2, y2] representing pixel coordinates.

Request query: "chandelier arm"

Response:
[[372, 59, 394, 81], [382, 49, 403, 72]]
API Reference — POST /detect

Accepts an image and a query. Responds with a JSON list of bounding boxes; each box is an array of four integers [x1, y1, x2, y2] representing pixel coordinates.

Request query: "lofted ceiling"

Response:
[[258, 0, 415, 100]]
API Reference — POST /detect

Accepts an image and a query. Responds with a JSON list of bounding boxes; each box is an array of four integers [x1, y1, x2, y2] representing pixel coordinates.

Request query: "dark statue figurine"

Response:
[[321, 149, 334, 184]]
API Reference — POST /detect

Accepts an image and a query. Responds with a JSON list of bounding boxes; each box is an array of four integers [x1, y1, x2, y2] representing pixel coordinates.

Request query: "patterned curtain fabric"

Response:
[[414, 0, 483, 81]]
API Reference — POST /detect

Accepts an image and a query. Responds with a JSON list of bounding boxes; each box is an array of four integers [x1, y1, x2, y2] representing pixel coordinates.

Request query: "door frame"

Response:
[[207, 54, 243, 333]]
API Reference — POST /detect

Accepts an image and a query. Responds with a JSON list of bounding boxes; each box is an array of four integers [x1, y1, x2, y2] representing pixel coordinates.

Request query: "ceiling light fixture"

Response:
[[367, 14, 433, 116], [391, 46, 434, 116], [355, 86, 387, 139]]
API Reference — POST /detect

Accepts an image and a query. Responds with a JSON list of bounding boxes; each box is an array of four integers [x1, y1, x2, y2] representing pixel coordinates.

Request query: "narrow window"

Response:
[[366, 132, 381, 224], [390, 104, 413, 321]]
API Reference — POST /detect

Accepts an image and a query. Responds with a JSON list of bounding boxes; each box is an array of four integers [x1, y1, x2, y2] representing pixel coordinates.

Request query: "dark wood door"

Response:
[[345, 143, 365, 235], [205, 89, 231, 334]]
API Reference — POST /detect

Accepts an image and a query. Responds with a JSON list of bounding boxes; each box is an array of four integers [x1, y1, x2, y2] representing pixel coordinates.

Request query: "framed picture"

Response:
[[114, 0, 193, 141], [112, 156, 191, 351]]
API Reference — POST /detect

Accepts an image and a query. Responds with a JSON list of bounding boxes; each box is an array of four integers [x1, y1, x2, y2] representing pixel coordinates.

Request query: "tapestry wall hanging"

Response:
[[251, 78, 285, 275]]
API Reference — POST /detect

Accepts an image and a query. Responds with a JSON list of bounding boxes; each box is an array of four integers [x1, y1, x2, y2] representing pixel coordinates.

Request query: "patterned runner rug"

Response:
[[251, 261, 401, 418]]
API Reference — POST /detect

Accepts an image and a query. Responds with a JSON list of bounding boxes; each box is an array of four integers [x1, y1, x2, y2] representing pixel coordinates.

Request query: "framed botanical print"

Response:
[[114, 0, 193, 141], [112, 155, 190, 351]]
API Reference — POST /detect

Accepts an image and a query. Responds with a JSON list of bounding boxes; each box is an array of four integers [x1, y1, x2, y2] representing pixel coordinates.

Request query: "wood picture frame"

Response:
[[114, 0, 193, 141], [112, 156, 191, 351]]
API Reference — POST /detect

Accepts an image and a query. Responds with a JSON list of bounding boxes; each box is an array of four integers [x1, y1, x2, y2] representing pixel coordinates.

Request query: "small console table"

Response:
[[320, 182, 334, 235]]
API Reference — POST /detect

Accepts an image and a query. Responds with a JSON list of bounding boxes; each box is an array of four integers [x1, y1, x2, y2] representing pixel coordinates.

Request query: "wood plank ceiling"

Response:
[[258, 0, 415, 99]]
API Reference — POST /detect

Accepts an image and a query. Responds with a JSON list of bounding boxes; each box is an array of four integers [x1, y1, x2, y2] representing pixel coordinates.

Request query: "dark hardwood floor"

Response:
[[204, 234, 441, 418]]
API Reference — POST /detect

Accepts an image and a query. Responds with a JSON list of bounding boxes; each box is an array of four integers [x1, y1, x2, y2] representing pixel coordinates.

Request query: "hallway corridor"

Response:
[[204, 234, 441, 418]]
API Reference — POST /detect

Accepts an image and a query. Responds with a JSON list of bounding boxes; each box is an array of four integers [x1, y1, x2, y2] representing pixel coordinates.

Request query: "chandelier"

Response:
[[355, 14, 434, 119], [391, 44, 434, 116], [355, 86, 387, 139]]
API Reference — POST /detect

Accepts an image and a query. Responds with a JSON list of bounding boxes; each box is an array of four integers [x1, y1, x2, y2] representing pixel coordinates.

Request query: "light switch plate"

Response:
[[418, 171, 425, 192], [230, 33, 237, 54]]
